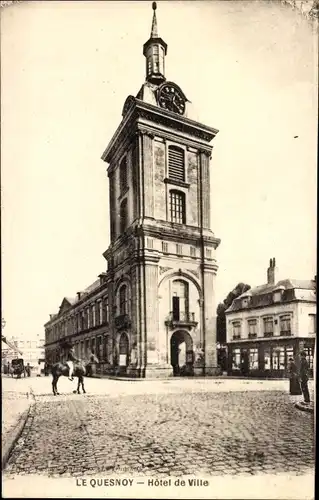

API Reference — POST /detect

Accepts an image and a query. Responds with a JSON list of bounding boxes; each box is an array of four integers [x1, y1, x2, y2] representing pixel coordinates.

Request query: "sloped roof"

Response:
[[246, 279, 315, 297], [83, 278, 101, 294], [226, 278, 316, 313]]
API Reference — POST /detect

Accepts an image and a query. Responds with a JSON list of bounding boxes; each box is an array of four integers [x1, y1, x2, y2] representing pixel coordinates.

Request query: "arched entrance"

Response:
[[118, 332, 129, 374], [170, 330, 194, 376]]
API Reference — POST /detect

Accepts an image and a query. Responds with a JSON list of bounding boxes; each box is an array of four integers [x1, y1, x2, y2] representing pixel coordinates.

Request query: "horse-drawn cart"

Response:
[[11, 358, 25, 378]]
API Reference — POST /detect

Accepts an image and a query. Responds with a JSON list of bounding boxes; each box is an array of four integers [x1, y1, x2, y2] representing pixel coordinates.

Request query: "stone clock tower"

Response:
[[102, 3, 221, 377]]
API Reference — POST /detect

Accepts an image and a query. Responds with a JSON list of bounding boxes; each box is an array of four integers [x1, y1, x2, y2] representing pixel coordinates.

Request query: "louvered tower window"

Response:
[[168, 146, 185, 182], [120, 157, 128, 195]]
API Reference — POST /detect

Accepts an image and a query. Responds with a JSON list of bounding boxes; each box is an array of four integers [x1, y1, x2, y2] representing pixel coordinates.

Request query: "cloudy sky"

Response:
[[1, 0, 317, 340]]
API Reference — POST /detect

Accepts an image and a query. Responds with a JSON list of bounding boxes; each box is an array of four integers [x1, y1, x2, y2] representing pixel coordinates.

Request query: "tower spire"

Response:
[[143, 2, 167, 85], [151, 2, 158, 38]]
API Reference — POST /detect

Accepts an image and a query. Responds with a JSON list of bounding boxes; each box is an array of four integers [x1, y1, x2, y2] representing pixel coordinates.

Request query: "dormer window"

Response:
[[241, 293, 251, 308], [273, 285, 285, 303]]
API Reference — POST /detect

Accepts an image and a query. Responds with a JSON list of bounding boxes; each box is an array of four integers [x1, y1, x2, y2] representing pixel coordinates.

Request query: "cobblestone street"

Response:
[[2, 377, 314, 479]]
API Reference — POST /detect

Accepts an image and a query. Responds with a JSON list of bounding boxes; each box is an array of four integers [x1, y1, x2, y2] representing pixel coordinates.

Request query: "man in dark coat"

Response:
[[299, 351, 311, 404]]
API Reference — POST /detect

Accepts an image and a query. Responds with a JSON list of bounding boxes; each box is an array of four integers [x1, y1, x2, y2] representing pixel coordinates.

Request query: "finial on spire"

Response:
[[151, 1, 158, 38]]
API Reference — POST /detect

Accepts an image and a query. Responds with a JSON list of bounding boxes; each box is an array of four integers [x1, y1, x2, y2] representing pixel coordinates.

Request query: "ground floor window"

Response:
[[80, 341, 84, 359], [272, 347, 285, 370], [264, 349, 271, 370], [304, 347, 314, 369], [85, 339, 90, 357], [91, 338, 96, 355], [229, 342, 312, 374], [232, 348, 241, 370], [97, 336, 103, 362], [249, 348, 259, 370], [103, 336, 110, 362]]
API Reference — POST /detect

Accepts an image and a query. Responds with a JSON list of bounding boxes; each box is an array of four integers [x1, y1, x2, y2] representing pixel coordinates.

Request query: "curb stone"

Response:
[[2, 390, 35, 469]]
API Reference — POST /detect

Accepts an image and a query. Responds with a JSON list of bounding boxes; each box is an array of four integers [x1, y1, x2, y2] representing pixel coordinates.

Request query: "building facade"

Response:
[[226, 259, 316, 378], [44, 3, 221, 377], [2, 336, 45, 373]]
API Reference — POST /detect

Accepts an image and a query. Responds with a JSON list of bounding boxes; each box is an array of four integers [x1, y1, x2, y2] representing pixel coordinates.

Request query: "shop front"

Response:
[[227, 338, 314, 378]]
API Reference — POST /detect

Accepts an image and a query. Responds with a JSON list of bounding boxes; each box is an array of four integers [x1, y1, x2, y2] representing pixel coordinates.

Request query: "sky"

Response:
[[1, 0, 317, 341]]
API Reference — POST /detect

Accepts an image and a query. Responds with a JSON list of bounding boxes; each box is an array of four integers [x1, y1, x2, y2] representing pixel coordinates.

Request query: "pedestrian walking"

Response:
[[299, 351, 311, 404], [287, 357, 302, 395]]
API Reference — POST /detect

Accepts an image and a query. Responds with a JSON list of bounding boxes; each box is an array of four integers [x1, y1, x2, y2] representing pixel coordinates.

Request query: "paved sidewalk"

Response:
[[1, 379, 34, 467]]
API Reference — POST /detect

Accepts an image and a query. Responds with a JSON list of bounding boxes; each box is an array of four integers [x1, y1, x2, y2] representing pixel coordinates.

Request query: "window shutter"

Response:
[[168, 146, 185, 182]]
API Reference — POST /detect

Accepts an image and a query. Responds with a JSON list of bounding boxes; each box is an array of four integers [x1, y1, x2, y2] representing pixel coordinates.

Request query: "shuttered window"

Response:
[[120, 157, 128, 194], [168, 146, 185, 182]]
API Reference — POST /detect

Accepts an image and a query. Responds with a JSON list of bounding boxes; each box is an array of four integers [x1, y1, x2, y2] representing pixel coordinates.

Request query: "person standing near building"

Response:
[[299, 351, 311, 404], [287, 357, 302, 396]]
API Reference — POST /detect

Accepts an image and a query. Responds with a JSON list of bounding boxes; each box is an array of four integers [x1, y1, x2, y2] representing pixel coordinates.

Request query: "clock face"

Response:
[[158, 85, 186, 115]]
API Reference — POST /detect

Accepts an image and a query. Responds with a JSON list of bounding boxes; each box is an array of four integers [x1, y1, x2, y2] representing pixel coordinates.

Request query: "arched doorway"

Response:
[[118, 332, 129, 374], [170, 330, 194, 376]]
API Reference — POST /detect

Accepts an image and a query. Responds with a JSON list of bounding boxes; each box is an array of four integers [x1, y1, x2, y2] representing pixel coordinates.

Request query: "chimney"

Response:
[[267, 257, 277, 285], [77, 292, 82, 300]]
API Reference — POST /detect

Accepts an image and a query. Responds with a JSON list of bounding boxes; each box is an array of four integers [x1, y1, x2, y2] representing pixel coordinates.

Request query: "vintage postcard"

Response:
[[1, 0, 317, 498]]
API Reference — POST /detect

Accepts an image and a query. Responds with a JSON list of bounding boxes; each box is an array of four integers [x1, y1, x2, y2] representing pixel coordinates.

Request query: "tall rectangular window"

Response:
[[190, 246, 196, 257], [92, 304, 96, 327], [119, 157, 128, 195], [309, 314, 316, 334], [169, 190, 186, 224], [263, 317, 274, 336], [176, 244, 183, 256], [280, 315, 291, 335], [273, 347, 285, 370], [168, 146, 185, 182], [162, 241, 168, 253], [264, 349, 271, 370], [248, 319, 257, 337], [232, 349, 241, 370], [232, 321, 241, 339], [249, 348, 259, 370], [99, 301, 103, 325]]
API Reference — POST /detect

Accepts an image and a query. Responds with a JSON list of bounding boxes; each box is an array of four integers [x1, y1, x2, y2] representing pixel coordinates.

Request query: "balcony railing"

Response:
[[232, 334, 241, 340], [165, 311, 198, 329], [280, 330, 292, 336], [114, 314, 131, 330], [248, 333, 257, 339], [264, 331, 274, 338]]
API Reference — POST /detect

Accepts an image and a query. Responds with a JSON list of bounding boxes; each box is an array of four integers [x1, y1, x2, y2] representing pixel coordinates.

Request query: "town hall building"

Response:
[[44, 3, 221, 377]]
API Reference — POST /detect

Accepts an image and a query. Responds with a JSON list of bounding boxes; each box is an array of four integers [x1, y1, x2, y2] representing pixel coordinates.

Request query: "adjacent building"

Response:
[[44, 3, 221, 377], [2, 335, 45, 372], [226, 259, 316, 377]]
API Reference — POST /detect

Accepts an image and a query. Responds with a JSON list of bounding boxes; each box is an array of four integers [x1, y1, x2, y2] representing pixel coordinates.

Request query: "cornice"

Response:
[[101, 98, 218, 164]]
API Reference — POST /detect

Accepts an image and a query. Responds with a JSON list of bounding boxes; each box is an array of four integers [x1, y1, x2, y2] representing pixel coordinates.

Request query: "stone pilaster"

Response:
[[199, 150, 211, 229], [141, 132, 155, 218], [144, 262, 159, 365], [203, 268, 218, 375], [131, 135, 140, 220], [107, 280, 115, 365]]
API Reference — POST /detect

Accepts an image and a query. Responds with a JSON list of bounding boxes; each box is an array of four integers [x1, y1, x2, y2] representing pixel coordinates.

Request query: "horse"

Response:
[[51, 355, 99, 396]]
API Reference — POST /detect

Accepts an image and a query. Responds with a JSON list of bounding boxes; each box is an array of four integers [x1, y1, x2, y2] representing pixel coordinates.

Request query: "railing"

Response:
[[232, 335, 241, 340], [248, 333, 257, 339], [165, 311, 197, 327], [264, 331, 274, 338], [114, 314, 131, 330], [279, 330, 292, 336]]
